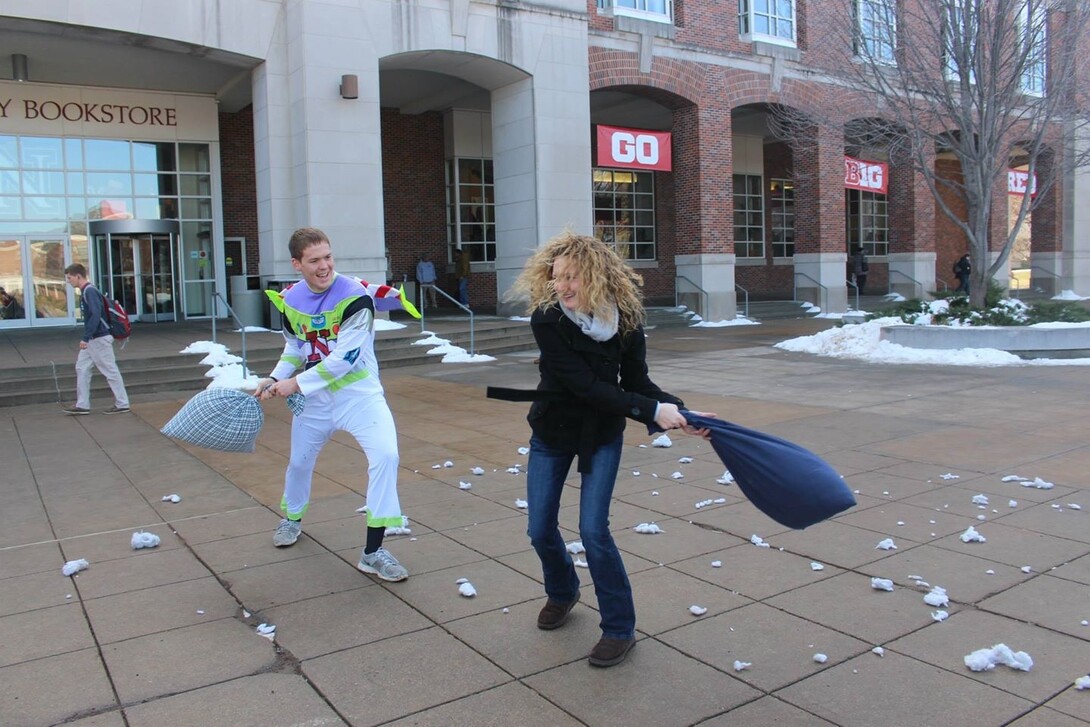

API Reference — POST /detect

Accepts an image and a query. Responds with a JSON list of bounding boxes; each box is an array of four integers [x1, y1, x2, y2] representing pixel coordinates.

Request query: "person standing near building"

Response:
[[954, 253, 971, 294], [850, 245, 869, 296], [455, 247, 471, 306], [62, 263, 129, 415], [498, 232, 714, 668], [257, 227, 408, 582], [416, 252, 438, 309]]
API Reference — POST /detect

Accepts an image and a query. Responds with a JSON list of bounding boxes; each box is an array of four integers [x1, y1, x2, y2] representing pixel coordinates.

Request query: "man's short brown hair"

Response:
[[64, 263, 88, 277], [288, 228, 330, 260]]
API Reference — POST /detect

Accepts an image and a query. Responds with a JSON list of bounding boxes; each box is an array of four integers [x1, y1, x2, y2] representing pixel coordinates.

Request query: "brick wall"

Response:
[[218, 107, 258, 272]]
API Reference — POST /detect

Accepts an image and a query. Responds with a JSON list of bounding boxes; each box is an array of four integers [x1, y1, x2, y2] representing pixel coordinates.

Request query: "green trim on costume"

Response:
[[280, 496, 308, 520], [279, 354, 304, 367], [319, 366, 370, 392], [367, 514, 405, 528], [398, 284, 421, 319], [275, 294, 363, 341]]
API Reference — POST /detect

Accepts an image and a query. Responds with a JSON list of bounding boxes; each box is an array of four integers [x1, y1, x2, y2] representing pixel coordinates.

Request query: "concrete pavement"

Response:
[[2, 318, 1088, 726]]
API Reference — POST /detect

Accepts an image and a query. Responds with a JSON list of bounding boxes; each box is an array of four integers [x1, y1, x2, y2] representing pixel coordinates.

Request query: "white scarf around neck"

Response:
[[560, 303, 619, 342]]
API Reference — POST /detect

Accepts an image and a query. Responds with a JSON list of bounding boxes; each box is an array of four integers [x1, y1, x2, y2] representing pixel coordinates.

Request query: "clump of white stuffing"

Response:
[[62, 559, 89, 576], [924, 586, 949, 607], [457, 579, 477, 598], [875, 538, 897, 550], [960, 526, 986, 543], [131, 531, 160, 549], [733, 660, 752, 671], [514, 498, 528, 509], [566, 541, 585, 554], [471, 466, 485, 475], [716, 470, 735, 485], [931, 610, 949, 622], [634, 522, 664, 534], [964, 644, 1033, 672], [651, 434, 672, 448], [255, 623, 276, 641], [689, 605, 708, 616], [1075, 675, 1090, 690], [813, 653, 828, 663], [161, 494, 181, 503], [871, 577, 894, 592], [750, 534, 771, 548], [459, 481, 472, 490]]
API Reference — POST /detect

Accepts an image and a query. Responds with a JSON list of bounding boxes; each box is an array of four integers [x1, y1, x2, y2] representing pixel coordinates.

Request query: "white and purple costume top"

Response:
[[266, 272, 384, 398]]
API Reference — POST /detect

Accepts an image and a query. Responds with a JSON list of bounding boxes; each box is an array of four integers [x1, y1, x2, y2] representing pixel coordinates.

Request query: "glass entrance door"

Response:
[[93, 232, 177, 323], [0, 236, 73, 326]]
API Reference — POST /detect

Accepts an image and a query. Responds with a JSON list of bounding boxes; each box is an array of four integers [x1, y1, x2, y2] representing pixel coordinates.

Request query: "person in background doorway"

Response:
[[954, 253, 971, 294], [455, 247, 471, 306], [62, 264, 130, 415], [257, 227, 408, 582], [0, 286, 25, 319], [416, 252, 438, 309], [850, 245, 869, 296], [498, 232, 715, 668]]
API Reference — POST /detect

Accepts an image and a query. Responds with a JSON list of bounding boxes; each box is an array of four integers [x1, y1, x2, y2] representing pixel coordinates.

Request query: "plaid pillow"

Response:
[[161, 387, 264, 453]]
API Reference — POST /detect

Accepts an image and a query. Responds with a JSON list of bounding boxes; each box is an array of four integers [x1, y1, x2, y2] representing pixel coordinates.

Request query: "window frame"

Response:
[[738, 0, 797, 48], [592, 168, 657, 262], [855, 0, 897, 65], [732, 173, 765, 259], [445, 158, 496, 264], [769, 177, 795, 259], [846, 188, 889, 258], [1019, 1, 1047, 96], [597, 0, 674, 24]]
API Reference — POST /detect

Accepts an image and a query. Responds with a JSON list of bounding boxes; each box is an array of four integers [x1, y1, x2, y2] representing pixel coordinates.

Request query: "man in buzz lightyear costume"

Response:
[[258, 227, 419, 582]]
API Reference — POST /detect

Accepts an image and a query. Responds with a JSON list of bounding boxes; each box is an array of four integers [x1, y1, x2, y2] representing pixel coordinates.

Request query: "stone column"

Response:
[[793, 124, 847, 312]]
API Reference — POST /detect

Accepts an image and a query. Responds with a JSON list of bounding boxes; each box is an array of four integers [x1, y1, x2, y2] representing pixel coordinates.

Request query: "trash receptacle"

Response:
[[264, 278, 297, 330], [230, 276, 264, 328]]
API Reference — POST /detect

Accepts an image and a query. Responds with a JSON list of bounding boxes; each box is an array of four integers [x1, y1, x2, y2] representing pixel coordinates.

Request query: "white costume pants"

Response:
[[282, 389, 402, 528], [75, 336, 129, 410]]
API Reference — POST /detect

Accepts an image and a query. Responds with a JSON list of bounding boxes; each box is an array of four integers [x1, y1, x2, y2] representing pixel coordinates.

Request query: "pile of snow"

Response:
[[775, 317, 1090, 367]]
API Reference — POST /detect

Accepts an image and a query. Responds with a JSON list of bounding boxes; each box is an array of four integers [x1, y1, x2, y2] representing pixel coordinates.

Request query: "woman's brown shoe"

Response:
[[537, 591, 580, 630], [588, 636, 636, 667]]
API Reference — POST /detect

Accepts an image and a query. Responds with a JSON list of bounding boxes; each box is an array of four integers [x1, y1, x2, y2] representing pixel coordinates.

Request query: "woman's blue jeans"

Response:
[[526, 433, 634, 639]]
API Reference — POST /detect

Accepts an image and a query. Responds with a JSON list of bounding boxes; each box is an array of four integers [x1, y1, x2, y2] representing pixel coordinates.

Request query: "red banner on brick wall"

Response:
[[844, 156, 888, 194], [1008, 169, 1037, 196], [596, 125, 672, 171]]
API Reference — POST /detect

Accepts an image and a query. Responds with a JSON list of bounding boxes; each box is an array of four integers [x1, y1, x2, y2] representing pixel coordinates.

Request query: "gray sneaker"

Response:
[[273, 518, 302, 547], [357, 547, 408, 582]]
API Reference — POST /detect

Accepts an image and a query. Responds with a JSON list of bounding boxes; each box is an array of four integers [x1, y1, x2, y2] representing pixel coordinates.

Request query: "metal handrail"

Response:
[[888, 269, 933, 297], [793, 271, 828, 312], [674, 275, 709, 319], [1009, 264, 1058, 292], [418, 284, 476, 354], [735, 283, 750, 318], [209, 290, 249, 371]]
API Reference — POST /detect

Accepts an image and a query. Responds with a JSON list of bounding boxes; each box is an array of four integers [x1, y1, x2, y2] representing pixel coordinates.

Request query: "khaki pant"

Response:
[[76, 335, 129, 410]]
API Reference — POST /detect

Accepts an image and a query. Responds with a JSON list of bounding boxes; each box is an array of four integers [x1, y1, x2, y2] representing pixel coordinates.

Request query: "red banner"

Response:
[[1008, 169, 1037, 196], [596, 125, 672, 171], [844, 156, 888, 194]]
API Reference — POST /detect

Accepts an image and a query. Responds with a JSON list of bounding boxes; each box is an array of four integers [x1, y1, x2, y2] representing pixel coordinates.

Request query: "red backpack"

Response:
[[99, 289, 132, 340]]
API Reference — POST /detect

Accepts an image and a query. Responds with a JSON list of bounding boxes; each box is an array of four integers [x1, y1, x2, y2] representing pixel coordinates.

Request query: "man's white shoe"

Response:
[[273, 519, 302, 547], [357, 547, 408, 582]]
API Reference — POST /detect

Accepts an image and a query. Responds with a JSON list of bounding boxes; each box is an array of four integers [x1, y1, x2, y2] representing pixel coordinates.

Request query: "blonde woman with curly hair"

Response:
[[493, 231, 714, 667]]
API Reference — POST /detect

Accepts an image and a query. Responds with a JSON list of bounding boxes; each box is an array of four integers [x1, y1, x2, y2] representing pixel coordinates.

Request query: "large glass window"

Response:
[[733, 174, 765, 258], [597, 0, 674, 22], [739, 0, 796, 46], [769, 178, 795, 258], [446, 158, 495, 263], [593, 168, 656, 261], [856, 0, 897, 64], [846, 189, 889, 257], [0, 135, 215, 322]]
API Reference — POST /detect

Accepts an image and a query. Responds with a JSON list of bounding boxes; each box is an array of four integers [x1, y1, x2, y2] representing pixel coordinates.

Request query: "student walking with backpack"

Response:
[[62, 263, 130, 415], [954, 254, 971, 294]]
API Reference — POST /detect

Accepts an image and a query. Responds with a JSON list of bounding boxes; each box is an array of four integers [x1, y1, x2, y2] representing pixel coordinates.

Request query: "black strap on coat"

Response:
[[487, 387, 598, 474]]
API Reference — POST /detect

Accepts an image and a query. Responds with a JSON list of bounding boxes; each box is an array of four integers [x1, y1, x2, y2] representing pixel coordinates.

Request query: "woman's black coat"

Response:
[[524, 304, 683, 471]]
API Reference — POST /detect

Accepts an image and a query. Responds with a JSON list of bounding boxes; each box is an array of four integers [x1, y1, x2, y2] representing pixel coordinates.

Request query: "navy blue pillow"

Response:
[[682, 412, 855, 529]]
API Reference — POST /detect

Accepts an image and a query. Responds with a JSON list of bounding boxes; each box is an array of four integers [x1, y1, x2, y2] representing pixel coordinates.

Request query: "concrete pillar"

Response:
[[793, 124, 847, 312], [673, 101, 736, 320]]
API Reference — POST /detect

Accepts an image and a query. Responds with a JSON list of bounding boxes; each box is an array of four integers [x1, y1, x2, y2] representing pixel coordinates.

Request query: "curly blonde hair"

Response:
[[507, 231, 645, 334]]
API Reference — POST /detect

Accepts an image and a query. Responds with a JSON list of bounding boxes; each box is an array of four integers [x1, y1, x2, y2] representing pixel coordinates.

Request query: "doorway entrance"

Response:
[[90, 220, 181, 324]]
